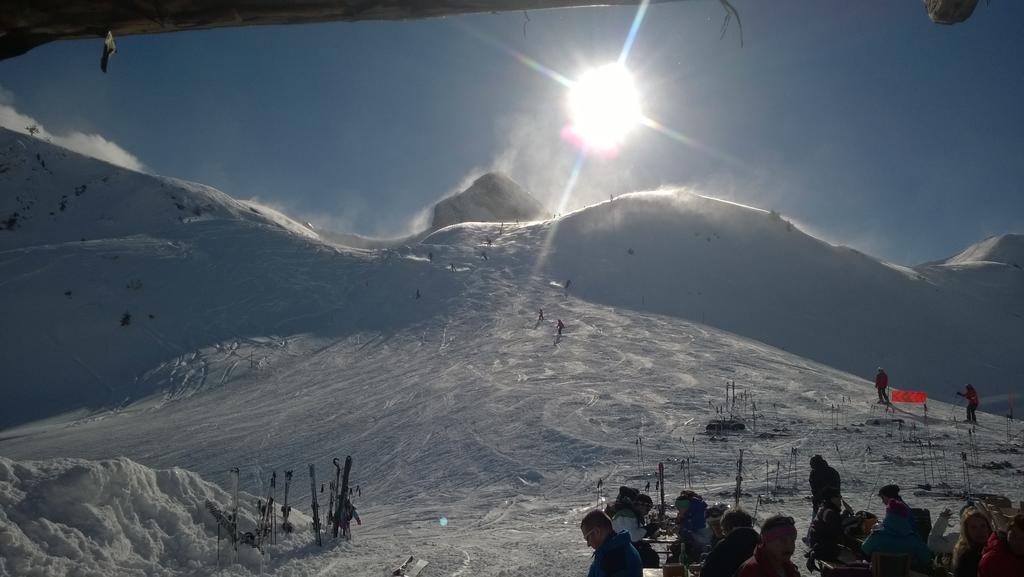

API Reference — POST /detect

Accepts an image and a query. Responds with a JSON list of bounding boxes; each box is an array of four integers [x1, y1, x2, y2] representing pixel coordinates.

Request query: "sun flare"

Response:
[[566, 64, 642, 152]]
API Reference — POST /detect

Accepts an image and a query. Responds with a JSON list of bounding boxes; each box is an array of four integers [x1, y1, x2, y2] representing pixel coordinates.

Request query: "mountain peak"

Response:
[[430, 172, 545, 230], [943, 233, 1024, 267]]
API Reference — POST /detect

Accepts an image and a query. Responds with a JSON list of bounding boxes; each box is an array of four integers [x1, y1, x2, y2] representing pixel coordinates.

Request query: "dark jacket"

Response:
[[701, 527, 760, 577], [588, 531, 642, 577], [808, 505, 844, 561], [953, 543, 983, 577], [809, 457, 841, 510]]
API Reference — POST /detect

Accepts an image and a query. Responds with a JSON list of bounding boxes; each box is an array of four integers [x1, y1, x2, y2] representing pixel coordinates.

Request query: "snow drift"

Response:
[[0, 456, 265, 577]]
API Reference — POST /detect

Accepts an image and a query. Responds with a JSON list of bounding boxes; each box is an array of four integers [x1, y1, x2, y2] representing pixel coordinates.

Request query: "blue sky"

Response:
[[1, 1, 1021, 264]]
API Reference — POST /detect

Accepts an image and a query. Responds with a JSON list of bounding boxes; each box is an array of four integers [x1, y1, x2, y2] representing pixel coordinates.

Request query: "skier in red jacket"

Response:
[[874, 368, 889, 404], [956, 384, 980, 423]]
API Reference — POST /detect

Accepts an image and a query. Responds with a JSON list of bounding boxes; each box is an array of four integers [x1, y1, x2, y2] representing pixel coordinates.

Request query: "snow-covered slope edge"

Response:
[[0, 128, 458, 427], [0, 456, 308, 577], [543, 191, 1024, 408]]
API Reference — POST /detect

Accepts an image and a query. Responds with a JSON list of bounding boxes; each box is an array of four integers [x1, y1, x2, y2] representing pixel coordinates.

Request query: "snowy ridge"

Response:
[[940, 233, 1024, 267], [544, 191, 1024, 409]]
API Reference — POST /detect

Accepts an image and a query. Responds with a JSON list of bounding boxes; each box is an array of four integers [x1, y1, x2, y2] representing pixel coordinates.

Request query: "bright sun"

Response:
[[566, 63, 642, 152]]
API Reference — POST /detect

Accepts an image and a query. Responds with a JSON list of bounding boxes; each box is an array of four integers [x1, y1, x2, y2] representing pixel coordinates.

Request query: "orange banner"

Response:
[[891, 390, 927, 403]]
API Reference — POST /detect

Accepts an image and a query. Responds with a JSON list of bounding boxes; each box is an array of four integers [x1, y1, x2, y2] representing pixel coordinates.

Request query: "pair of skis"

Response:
[[308, 455, 353, 545], [392, 555, 429, 577]]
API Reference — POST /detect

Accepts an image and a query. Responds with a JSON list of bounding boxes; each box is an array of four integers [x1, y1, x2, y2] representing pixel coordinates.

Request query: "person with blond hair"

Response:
[[951, 508, 993, 577]]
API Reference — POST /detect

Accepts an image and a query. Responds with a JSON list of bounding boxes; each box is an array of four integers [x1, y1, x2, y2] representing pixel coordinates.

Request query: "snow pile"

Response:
[[0, 456, 246, 577], [431, 172, 545, 230], [941, 233, 1024, 267]]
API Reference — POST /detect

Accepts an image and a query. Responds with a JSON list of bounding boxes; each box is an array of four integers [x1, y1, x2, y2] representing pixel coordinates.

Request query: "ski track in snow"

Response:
[[0, 132, 1022, 576]]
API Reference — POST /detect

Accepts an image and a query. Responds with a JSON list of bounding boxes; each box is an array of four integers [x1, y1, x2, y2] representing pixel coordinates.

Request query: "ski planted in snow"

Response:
[[734, 449, 744, 509], [230, 467, 240, 556], [281, 470, 294, 533], [332, 455, 353, 539], [658, 462, 666, 521], [309, 464, 322, 546]]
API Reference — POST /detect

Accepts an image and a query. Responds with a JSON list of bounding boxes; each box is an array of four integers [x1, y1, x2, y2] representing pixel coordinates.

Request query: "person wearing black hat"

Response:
[[606, 487, 659, 568], [809, 455, 841, 516], [863, 485, 933, 571], [806, 488, 858, 572]]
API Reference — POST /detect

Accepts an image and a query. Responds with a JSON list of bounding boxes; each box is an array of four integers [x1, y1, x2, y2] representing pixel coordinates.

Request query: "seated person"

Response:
[[862, 486, 932, 571], [701, 508, 759, 577], [737, 515, 800, 577], [951, 507, 992, 577], [978, 512, 1024, 577], [581, 509, 642, 577], [667, 490, 711, 564], [607, 487, 660, 568], [806, 488, 860, 571], [705, 502, 729, 550]]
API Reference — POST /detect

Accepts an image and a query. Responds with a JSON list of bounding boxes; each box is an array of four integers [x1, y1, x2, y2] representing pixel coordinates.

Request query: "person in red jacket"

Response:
[[875, 368, 889, 404], [737, 515, 800, 577], [978, 513, 1024, 577], [956, 384, 980, 423]]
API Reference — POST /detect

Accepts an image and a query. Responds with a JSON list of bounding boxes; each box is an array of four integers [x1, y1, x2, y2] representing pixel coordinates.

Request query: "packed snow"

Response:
[[1, 129, 1022, 577]]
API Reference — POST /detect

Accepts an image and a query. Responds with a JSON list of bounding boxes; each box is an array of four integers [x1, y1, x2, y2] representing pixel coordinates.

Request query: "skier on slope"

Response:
[[538, 308, 544, 321], [557, 319, 565, 336], [956, 384, 980, 424], [875, 368, 890, 404]]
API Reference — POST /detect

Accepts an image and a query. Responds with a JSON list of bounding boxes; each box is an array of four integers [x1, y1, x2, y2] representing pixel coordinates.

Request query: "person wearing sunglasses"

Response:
[[581, 509, 642, 577], [737, 515, 800, 577]]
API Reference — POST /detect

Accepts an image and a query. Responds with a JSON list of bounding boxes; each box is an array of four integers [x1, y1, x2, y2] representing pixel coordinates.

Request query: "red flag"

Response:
[[891, 390, 927, 403]]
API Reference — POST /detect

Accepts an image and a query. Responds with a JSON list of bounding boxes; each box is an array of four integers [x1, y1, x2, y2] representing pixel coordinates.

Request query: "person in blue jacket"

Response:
[[862, 485, 932, 571], [581, 509, 642, 577]]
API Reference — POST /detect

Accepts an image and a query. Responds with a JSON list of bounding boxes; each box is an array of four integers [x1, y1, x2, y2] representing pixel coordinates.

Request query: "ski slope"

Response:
[[1, 129, 1022, 577]]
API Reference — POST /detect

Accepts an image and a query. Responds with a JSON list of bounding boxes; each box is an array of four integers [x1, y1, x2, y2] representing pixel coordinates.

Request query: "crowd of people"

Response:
[[581, 456, 1024, 577]]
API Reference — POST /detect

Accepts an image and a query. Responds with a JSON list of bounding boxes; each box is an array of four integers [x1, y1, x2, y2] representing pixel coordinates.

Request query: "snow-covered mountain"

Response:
[[2, 127, 1022, 425], [430, 172, 545, 230], [1, 129, 1021, 577], [940, 233, 1024, 267]]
